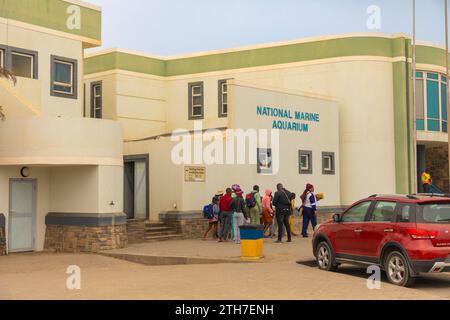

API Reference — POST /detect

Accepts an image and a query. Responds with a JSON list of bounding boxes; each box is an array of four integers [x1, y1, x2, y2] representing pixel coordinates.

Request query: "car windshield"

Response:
[[417, 203, 450, 224]]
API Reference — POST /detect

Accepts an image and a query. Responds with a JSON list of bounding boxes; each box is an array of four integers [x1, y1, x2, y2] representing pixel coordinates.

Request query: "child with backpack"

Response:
[[202, 196, 220, 240]]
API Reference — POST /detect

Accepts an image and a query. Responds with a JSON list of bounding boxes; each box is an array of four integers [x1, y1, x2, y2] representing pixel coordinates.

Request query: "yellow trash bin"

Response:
[[239, 224, 264, 261]]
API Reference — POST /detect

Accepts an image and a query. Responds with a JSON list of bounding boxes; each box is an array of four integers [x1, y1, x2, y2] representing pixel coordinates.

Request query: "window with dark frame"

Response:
[[90, 81, 102, 119], [0, 45, 38, 79], [299, 150, 312, 174], [51, 55, 77, 99], [11, 50, 36, 79], [257, 148, 273, 174], [0, 49, 4, 68], [322, 152, 335, 175], [188, 82, 204, 119], [218, 79, 229, 117]]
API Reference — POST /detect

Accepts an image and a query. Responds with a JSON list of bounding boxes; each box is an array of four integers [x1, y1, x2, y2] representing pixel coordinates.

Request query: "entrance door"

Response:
[[124, 155, 149, 220], [8, 179, 36, 253]]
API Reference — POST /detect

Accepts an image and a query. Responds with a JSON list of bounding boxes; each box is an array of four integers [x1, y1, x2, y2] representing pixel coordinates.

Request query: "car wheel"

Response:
[[316, 241, 338, 271], [384, 251, 416, 287]]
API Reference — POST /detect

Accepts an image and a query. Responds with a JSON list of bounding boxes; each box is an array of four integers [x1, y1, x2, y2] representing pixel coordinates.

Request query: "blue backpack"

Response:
[[202, 204, 214, 220]]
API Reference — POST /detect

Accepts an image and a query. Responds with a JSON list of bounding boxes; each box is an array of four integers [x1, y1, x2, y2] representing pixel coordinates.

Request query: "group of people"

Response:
[[202, 183, 319, 244]]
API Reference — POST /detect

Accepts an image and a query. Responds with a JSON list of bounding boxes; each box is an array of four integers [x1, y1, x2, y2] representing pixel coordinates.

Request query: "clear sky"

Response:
[[86, 0, 448, 56]]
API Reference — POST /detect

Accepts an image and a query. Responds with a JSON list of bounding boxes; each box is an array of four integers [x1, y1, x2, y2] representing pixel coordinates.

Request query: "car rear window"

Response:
[[417, 203, 450, 224]]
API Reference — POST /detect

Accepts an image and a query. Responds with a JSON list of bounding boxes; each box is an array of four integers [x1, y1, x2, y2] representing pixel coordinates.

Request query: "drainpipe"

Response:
[[446, 0, 450, 192], [411, 0, 418, 194]]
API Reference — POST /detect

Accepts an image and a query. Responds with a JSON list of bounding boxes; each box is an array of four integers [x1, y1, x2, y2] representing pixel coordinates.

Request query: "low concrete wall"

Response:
[[44, 212, 128, 253], [0, 213, 6, 255], [160, 211, 210, 239], [159, 207, 343, 239]]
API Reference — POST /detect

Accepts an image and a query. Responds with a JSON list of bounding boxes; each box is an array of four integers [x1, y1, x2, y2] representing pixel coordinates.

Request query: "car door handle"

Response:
[[354, 229, 363, 233], [384, 228, 394, 233]]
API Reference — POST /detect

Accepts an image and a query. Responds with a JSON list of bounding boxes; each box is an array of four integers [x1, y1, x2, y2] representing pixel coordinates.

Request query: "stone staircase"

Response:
[[144, 220, 183, 242]]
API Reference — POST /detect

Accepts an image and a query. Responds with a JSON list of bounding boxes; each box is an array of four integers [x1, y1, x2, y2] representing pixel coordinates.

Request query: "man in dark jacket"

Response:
[[272, 183, 292, 243]]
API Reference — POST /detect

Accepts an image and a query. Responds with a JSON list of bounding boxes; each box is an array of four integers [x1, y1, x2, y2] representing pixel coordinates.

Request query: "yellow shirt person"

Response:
[[421, 171, 432, 193]]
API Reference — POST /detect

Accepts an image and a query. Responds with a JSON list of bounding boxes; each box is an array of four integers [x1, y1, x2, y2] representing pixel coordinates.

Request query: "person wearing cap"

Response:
[[229, 187, 248, 244], [300, 183, 318, 238], [218, 188, 233, 242], [230, 184, 241, 240]]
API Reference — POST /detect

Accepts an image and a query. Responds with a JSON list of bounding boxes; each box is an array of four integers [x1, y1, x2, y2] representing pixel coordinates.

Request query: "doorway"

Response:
[[124, 155, 149, 220], [8, 179, 36, 253]]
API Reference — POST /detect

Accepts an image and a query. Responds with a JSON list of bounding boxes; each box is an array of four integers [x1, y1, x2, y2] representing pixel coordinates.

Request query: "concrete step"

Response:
[[145, 226, 173, 232], [145, 234, 184, 242], [145, 231, 179, 237]]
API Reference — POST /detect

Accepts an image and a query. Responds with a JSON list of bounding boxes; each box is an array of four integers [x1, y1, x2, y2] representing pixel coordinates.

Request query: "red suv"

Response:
[[312, 194, 450, 286]]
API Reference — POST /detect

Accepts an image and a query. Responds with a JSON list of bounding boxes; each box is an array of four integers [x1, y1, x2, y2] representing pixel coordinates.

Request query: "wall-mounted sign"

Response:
[[184, 166, 206, 182]]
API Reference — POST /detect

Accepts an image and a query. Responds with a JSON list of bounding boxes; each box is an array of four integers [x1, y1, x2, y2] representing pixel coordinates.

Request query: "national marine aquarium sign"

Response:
[[256, 106, 320, 132]]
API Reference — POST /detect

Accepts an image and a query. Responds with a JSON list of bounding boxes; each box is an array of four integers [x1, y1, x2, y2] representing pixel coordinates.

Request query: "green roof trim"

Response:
[[85, 51, 166, 76], [0, 0, 101, 44], [84, 36, 449, 77]]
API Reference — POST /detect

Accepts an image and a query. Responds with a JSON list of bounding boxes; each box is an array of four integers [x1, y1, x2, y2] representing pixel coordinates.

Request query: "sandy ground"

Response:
[[0, 237, 449, 300]]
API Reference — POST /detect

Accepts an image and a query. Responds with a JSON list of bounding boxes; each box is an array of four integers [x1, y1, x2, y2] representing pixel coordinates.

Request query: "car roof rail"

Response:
[[410, 193, 450, 198]]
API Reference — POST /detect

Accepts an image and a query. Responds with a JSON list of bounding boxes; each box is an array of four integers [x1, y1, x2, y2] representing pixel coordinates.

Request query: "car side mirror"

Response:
[[333, 213, 342, 223]]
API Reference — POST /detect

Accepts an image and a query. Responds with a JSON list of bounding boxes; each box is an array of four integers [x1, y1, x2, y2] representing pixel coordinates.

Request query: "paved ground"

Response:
[[0, 237, 449, 300]]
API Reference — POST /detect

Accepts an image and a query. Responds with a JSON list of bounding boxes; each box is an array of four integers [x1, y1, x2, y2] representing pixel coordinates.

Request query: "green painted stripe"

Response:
[[165, 36, 406, 76], [85, 51, 166, 76], [416, 45, 448, 67], [0, 0, 101, 42], [392, 61, 410, 194], [85, 36, 410, 76]]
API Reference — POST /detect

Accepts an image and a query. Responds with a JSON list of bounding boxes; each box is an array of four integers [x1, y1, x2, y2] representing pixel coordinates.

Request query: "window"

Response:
[[257, 148, 272, 174], [370, 201, 396, 222], [299, 150, 312, 174], [90, 81, 102, 119], [415, 78, 425, 130], [322, 152, 335, 175], [342, 201, 371, 222], [11, 50, 36, 79], [417, 203, 450, 224], [396, 204, 415, 223], [416, 71, 447, 133], [427, 73, 440, 131], [0, 46, 38, 79], [0, 48, 4, 68], [51, 55, 77, 99], [218, 79, 230, 117], [188, 82, 204, 119]]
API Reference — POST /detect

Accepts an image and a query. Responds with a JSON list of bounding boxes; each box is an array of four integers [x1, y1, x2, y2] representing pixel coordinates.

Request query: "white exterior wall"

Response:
[[0, 21, 84, 118], [84, 73, 168, 141], [115, 58, 396, 210]]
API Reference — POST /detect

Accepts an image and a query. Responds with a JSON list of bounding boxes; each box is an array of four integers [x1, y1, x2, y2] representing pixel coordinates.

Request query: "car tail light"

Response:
[[407, 228, 438, 240]]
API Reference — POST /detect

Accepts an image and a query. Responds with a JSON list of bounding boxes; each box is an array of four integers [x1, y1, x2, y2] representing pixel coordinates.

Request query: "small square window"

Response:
[[11, 51, 34, 78], [299, 150, 312, 174], [51, 55, 77, 99], [322, 152, 335, 175], [257, 148, 272, 175]]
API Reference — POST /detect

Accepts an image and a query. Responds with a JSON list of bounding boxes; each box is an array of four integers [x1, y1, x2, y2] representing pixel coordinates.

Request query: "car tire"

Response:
[[384, 251, 416, 287], [316, 241, 338, 272]]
